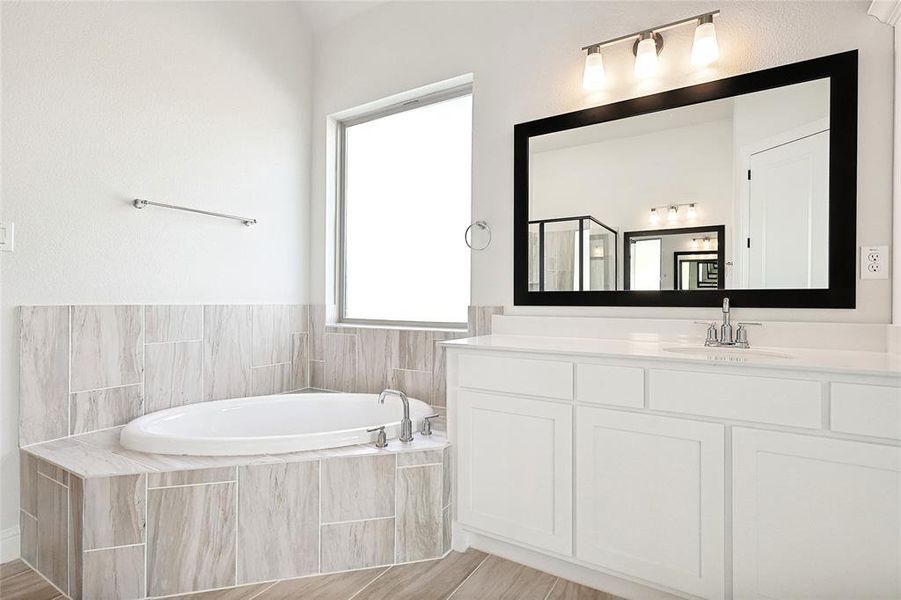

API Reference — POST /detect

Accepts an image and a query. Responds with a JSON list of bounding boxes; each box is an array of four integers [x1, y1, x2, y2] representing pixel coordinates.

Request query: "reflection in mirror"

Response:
[[623, 226, 724, 290], [528, 78, 830, 292]]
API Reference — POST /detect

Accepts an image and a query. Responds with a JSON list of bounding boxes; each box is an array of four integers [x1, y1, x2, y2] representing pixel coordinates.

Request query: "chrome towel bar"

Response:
[[133, 199, 257, 226]]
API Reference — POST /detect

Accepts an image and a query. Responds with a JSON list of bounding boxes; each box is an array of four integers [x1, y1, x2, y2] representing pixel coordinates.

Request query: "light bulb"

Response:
[[649, 208, 659, 225], [687, 203, 697, 220], [634, 33, 659, 79], [582, 47, 606, 91], [667, 206, 678, 222], [691, 16, 719, 66]]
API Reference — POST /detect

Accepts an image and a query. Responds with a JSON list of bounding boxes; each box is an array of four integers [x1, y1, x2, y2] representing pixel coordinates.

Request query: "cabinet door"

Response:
[[733, 428, 901, 599], [457, 390, 572, 554], [576, 407, 725, 599]]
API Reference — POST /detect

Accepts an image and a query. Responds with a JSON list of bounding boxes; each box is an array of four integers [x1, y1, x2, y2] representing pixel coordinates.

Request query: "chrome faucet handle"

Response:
[[735, 322, 763, 348], [420, 414, 440, 436], [366, 426, 388, 448], [694, 321, 719, 346]]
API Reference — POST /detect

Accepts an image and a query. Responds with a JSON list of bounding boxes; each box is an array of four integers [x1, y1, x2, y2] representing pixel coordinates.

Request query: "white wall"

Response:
[[310, 0, 894, 324], [0, 1, 313, 548]]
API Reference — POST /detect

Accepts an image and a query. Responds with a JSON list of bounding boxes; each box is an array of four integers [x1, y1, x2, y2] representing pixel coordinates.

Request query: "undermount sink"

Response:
[[663, 346, 794, 360]]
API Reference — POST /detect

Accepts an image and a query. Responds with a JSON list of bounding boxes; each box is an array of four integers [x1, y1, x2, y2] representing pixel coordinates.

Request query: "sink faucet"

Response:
[[378, 389, 413, 443], [696, 297, 762, 349]]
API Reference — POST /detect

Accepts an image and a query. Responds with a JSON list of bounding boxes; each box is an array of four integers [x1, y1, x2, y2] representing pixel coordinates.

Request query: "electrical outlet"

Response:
[[860, 245, 888, 280]]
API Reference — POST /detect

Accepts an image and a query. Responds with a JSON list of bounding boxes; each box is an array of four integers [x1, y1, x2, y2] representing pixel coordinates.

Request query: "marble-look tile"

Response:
[[23, 437, 150, 479], [352, 548, 487, 600], [321, 454, 395, 522], [451, 555, 557, 600], [157, 583, 274, 600], [204, 305, 252, 401], [355, 328, 399, 393], [37, 474, 68, 593], [147, 482, 237, 596], [20, 511, 38, 565], [69, 475, 83, 599], [19, 306, 69, 445], [145, 305, 202, 343], [252, 305, 293, 367], [397, 449, 443, 467], [320, 518, 395, 573], [256, 567, 386, 600], [310, 360, 325, 389], [237, 461, 319, 582], [290, 304, 309, 333], [323, 333, 357, 392], [396, 464, 443, 562], [291, 333, 309, 390], [71, 305, 143, 392], [20, 451, 39, 515], [145, 341, 203, 412], [398, 330, 434, 372], [391, 369, 432, 404], [83, 474, 145, 550], [468, 305, 504, 337], [442, 505, 451, 554], [70, 384, 143, 435], [308, 304, 325, 361], [251, 363, 293, 396], [37, 459, 68, 486], [148, 467, 236, 488], [82, 544, 144, 599], [431, 333, 457, 407], [443, 446, 452, 508]]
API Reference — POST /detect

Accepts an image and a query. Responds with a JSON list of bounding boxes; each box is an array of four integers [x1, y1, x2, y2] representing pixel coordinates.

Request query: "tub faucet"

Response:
[[378, 389, 413, 443]]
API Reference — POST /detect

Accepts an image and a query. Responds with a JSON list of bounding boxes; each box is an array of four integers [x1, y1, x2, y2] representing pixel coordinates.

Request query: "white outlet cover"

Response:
[[860, 245, 889, 280]]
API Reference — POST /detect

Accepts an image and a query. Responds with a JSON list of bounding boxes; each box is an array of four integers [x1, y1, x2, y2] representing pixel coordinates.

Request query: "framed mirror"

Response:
[[514, 51, 857, 308]]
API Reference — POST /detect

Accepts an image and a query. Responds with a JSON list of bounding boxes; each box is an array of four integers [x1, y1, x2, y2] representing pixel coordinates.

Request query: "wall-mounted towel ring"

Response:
[[465, 221, 491, 251]]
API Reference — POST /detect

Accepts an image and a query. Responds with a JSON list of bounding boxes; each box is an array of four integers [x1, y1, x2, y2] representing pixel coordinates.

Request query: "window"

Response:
[[339, 88, 472, 327]]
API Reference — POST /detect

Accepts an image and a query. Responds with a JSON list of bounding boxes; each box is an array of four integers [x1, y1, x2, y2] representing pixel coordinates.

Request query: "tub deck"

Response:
[[21, 426, 449, 479]]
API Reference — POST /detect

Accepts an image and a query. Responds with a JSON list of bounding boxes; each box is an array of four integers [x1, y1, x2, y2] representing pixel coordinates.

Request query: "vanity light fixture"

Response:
[[703, 237, 712, 250], [580, 10, 719, 88], [648, 208, 659, 225], [690, 238, 699, 250], [687, 203, 697, 220], [648, 202, 699, 225], [582, 46, 606, 90], [667, 205, 679, 222], [691, 14, 720, 66]]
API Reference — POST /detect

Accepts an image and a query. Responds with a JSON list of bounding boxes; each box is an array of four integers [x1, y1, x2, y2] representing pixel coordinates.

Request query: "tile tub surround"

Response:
[[20, 432, 452, 599], [19, 303, 501, 446]]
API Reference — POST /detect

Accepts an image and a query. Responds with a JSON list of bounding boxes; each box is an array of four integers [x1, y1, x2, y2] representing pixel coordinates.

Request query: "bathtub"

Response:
[[120, 392, 434, 456]]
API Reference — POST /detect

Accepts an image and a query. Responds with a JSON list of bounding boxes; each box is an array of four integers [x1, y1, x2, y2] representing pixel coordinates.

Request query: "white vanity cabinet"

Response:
[[447, 342, 901, 600], [576, 408, 725, 599], [732, 428, 901, 600], [457, 389, 573, 555]]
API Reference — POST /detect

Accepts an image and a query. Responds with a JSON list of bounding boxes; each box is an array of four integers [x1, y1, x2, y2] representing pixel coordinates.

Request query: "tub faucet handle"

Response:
[[421, 414, 440, 436], [366, 426, 388, 448]]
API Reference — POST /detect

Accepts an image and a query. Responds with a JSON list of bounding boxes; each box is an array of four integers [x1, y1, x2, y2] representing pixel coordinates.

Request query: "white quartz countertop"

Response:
[[441, 335, 901, 379]]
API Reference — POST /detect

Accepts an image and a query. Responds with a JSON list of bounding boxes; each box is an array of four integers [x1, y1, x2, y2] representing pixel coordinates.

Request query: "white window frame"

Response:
[[336, 84, 473, 329]]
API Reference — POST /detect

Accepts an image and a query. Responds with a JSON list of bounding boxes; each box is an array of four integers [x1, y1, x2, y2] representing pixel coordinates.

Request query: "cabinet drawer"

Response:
[[649, 369, 821, 428], [458, 354, 573, 400], [831, 383, 901, 440], [576, 364, 644, 408]]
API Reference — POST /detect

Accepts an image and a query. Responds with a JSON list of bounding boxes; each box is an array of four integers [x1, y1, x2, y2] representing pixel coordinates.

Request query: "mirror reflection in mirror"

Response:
[[528, 78, 830, 292]]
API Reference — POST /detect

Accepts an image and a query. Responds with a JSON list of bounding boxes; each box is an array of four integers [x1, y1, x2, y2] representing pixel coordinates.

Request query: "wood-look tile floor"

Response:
[[0, 550, 625, 600]]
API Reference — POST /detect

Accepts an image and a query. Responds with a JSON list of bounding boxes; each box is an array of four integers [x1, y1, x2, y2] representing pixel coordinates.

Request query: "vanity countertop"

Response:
[[442, 334, 901, 379]]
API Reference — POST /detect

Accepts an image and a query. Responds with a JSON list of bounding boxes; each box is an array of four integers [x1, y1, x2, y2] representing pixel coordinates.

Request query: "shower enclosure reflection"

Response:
[[529, 216, 617, 291]]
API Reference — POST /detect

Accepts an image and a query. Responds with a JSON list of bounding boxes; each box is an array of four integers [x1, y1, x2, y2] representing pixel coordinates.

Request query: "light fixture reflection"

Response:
[[582, 46, 606, 90], [691, 15, 719, 66], [634, 32, 659, 78], [667, 205, 678, 222], [649, 208, 659, 225], [687, 203, 697, 220], [690, 238, 699, 250]]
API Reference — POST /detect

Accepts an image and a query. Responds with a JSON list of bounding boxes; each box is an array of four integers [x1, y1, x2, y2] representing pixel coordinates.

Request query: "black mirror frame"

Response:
[[513, 50, 858, 308]]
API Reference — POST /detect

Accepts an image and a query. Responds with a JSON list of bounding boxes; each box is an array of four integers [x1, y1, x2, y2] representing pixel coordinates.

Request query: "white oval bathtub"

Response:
[[120, 393, 434, 456]]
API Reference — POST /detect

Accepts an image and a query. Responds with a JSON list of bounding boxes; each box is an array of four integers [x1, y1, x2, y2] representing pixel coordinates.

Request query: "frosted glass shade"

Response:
[[691, 21, 719, 66], [582, 51, 606, 90], [634, 36, 659, 78]]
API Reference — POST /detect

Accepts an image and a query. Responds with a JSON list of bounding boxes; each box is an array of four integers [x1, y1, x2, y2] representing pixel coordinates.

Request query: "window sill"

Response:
[[330, 321, 469, 334]]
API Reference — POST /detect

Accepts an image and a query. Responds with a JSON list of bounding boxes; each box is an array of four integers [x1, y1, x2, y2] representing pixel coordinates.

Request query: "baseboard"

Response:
[[456, 526, 689, 600], [0, 525, 20, 563]]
